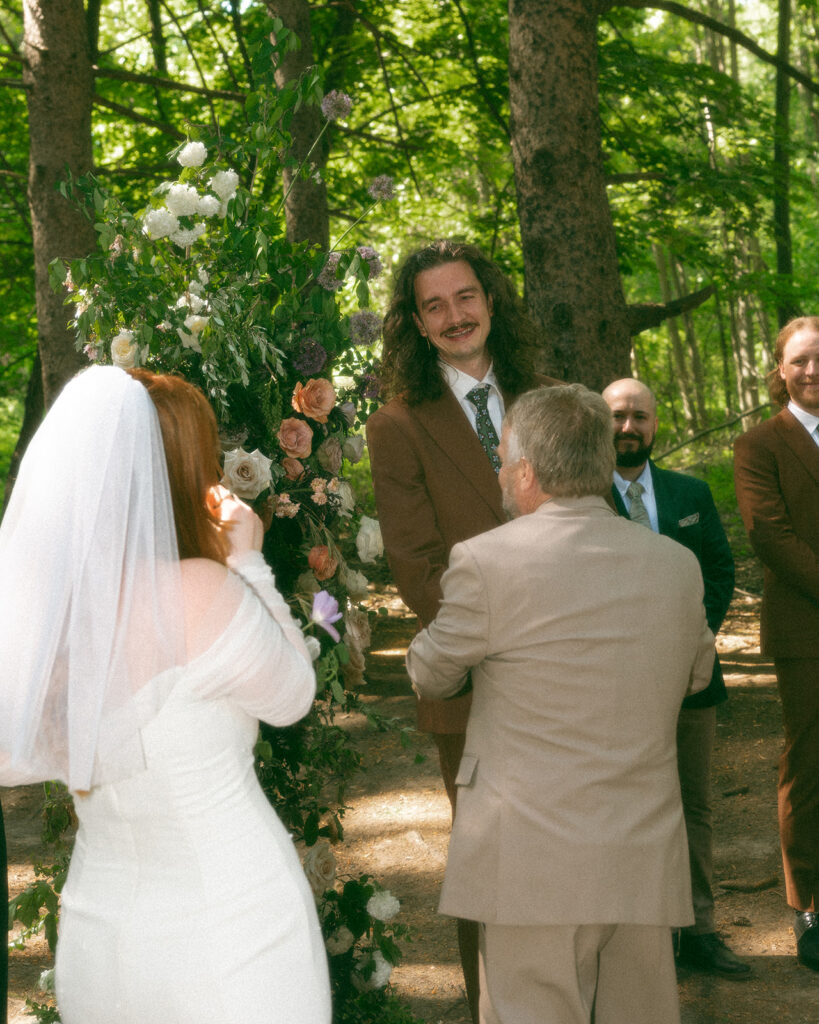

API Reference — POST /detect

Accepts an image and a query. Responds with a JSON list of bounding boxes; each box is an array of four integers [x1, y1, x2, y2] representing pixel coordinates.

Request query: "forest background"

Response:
[[0, 0, 818, 1019]]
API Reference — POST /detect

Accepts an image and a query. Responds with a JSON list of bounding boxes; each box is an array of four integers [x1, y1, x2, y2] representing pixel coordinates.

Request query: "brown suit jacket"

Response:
[[366, 376, 557, 733], [734, 408, 819, 658]]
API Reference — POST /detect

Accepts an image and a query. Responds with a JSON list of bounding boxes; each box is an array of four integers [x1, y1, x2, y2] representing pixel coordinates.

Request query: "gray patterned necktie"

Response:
[[466, 384, 501, 473], [626, 481, 652, 528]]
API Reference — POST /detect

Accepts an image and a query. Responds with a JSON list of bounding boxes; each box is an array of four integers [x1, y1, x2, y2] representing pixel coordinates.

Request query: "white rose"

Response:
[[164, 182, 201, 217], [304, 636, 322, 662], [340, 566, 369, 601], [210, 169, 239, 200], [366, 890, 400, 922], [197, 194, 221, 218], [184, 314, 209, 334], [342, 435, 365, 464], [111, 330, 137, 368], [142, 207, 179, 240], [355, 516, 383, 563], [325, 926, 355, 956], [221, 447, 273, 500], [331, 480, 355, 518], [177, 141, 207, 167], [176, 327, 202, 353], [344, 607, 371, 651], [302, 840, 336, 897]]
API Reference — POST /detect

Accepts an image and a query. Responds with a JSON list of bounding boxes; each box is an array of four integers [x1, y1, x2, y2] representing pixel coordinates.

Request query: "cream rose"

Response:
[[355, 516, 383, 563], [292, 378, 336, 423], [277, 417, 314, 458], [325, 926, 355, 956], [340, 566, 369, 600], [221, 447, 273, 500], [316, 437, 343, 475], [302, 840, 336, 897], [342, 435, 365, 464], [344, 607, 371, 651], [111, 330, 137, 368]]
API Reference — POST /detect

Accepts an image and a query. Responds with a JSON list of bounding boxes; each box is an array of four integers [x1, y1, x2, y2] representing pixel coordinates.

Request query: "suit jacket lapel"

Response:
[[649, 462, 679, 538], [412, 390, 505, 521], [776, 409, 819, 486]]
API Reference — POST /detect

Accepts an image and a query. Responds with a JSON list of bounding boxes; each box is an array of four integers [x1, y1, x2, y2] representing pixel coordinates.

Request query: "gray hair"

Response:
[[504, 384, 615, 497]]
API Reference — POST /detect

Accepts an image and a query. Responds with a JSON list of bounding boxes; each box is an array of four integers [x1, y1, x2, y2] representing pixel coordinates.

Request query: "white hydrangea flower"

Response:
[[366, 890, 400, 922], [188, 280, 204, 296], [142, 208, 179, 240], [164, 183, 201, 217], [170, 223, 206, 248], [198, 268, 209, 284], [197, 194, 221, 218], [325, 926, 355, 956], [354, 950, 392, 991], [210, 169, 239, 201], [111, 330, 137, 368], [177, 141, 207, 167]]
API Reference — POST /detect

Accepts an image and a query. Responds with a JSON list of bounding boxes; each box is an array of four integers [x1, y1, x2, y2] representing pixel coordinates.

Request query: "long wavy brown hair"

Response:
[[129, 369, 229, 563], [379, 240, 541, 406], [767, 316, 819, 407]]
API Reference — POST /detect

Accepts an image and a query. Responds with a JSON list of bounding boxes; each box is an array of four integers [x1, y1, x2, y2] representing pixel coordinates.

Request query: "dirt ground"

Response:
[[5, 567, 819, 1023]]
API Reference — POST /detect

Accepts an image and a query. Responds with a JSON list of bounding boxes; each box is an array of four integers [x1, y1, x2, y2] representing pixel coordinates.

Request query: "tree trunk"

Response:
[[774, 0, 796, 326], [267, 0, 330, 249], [508, 0, 630, 389], [22, 0, 96, 408], [1, 353, 44, 520], [654, 243, 698, 432]]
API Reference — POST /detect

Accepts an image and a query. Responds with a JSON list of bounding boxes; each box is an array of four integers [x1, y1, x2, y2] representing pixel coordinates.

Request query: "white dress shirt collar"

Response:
[[440, 360, 505, 437]]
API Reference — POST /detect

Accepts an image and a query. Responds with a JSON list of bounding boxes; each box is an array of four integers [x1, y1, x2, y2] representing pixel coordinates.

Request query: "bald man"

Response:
[[602, 379, 748, 978]]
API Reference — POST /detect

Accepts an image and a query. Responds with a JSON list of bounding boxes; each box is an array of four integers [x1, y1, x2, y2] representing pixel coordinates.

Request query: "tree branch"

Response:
[[0, 78, 27, 89], [611, 0, 819, 97], [655, 401, 771, 460], [451, 0, 510, 139], [92, 95, 185, 139], [628, 284, 715, 335], [92, 65, 243, 102]]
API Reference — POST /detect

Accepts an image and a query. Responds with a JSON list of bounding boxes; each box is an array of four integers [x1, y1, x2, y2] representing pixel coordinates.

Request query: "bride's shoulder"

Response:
[[179, 558, 233, 612]]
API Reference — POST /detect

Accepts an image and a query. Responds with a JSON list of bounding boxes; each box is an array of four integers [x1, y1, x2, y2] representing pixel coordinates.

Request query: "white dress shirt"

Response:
[[788, 400, 819, 448], [440, 360, 505, 439], [613, 463, 659, 532]]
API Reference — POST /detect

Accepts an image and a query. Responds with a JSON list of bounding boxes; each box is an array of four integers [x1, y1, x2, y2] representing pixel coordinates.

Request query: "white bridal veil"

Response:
[[0, 365, 185, 791]]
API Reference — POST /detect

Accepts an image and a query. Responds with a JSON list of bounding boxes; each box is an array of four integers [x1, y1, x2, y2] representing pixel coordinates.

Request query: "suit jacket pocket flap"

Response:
[[455, 754, 479, 786]]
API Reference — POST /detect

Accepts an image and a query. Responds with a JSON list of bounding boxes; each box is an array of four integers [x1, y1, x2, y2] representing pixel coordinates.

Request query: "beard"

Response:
[[614, 435, 654, 468]]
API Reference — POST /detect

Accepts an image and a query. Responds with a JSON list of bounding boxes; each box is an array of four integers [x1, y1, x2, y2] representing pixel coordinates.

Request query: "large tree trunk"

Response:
[[22, 0, 96, 408], [508, 0, 630, 390], [267, 0, 330, 249]]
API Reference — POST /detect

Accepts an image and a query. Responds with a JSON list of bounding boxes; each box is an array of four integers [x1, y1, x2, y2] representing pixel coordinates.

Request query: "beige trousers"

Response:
[[478, 921, 680, 1024]]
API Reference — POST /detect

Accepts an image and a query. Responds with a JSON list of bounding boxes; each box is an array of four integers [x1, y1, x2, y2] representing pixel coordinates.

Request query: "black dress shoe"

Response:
[[794, 911, 819, 971], [676, 931, 751, 977]]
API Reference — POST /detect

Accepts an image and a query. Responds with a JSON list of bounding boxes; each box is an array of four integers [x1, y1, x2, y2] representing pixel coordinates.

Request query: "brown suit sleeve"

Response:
[[366, 408, 447, 626], [734, 428, 819, 605]]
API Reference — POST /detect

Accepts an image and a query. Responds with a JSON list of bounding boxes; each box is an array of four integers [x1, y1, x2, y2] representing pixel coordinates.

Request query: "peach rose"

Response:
[[292, 378, 336, 423], [281, 457, 305, 481], [308, 545, 338, 581], [277, 417, 313, 458]]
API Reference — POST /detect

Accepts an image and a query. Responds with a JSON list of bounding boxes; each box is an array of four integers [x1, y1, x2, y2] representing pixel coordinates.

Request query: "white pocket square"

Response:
[[678, 513, 700, 527]]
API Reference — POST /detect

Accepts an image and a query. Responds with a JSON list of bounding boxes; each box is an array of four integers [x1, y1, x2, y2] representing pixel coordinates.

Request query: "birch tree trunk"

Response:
[[508, 0, 630, 389], [22, 0, 96, 407]]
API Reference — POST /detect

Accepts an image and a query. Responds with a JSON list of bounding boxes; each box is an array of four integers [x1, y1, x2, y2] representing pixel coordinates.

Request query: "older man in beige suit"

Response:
[[407, 384, 715, 1024]]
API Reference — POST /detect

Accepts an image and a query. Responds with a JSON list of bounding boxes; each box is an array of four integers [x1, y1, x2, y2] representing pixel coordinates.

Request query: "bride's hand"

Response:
[[207, 485, 264, 557]]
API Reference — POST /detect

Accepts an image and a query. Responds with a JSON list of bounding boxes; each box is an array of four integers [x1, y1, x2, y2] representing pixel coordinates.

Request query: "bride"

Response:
[[0, 365, 331, 1024]]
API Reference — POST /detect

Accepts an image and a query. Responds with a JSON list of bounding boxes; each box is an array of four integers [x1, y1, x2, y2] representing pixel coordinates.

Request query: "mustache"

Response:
[[443, 321, 478, 337], [615, 432, 645, 443]]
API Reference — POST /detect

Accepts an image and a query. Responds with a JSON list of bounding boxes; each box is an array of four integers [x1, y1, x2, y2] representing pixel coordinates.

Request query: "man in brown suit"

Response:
[[734, 316, 819, 971], [366, 240, 556, 1020]]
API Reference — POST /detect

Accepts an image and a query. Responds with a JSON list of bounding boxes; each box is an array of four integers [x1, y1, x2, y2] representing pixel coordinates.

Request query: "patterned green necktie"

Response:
[[626, 481, 652, 528], [467, 384, 501, 473]]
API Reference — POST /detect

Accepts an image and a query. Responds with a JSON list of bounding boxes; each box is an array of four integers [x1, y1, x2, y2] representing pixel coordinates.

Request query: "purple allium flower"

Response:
[[357, 372, 383, 401], [356, 245, 383, 280], [320, 90, 353, 122], [349, 310, 383, 347], [367, 175, 395, 202], [311, 590, 343, 642], [293, 338, 328, 375], [318, 252, 343, 292]]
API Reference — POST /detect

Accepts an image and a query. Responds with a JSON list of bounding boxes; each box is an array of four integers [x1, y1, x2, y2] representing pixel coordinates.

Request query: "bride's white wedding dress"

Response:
[[54, 554, 332, 1024]]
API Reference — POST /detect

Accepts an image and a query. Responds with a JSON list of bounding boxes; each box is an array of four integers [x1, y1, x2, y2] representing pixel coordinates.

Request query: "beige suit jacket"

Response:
[[407, 496, 714, 927]]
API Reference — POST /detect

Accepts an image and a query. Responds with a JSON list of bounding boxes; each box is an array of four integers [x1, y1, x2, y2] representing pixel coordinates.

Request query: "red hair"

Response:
[[128, 369, 229, 563]]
